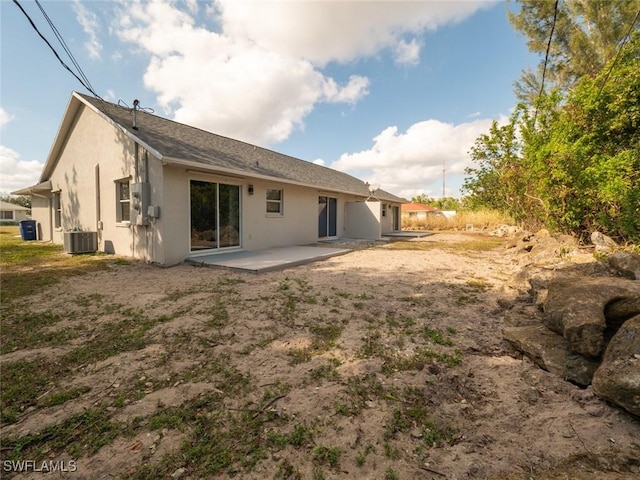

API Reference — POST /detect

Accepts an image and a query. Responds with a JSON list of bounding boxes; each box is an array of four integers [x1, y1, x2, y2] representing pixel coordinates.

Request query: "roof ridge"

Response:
[[76, 92, 338, 173], [74, 92, 406, 202]]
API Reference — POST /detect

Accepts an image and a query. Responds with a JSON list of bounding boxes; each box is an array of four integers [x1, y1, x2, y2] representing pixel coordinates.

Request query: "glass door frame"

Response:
[[189, 179, 242, 254]]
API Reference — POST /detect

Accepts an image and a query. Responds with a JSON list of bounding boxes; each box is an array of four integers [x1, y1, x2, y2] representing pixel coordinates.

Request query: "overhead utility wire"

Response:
[[34, 0, 96, 97], [595, 7, 640, 101], [533, 0, 559, 126], [12, 0, 106, 111]]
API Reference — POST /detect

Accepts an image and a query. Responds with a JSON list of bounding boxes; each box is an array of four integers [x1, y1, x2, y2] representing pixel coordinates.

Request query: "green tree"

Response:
[[464, 32, 640, 242], [1, 195, 31, 209], [509, 0, 640, 101], [411, 195, 463, 211]]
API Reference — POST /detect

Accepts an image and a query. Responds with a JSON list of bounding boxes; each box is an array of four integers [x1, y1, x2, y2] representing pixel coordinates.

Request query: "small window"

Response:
[[1, 211, 14, 220], [53, 192, 62, 228], [116, 180, 131, 222], [382, 203, 387, 217], [266, 189, 283, 214]]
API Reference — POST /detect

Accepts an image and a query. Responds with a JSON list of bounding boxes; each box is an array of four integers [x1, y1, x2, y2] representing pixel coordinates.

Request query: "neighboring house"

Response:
[[14, 92, 406, 265], [401, 202, 444, 221], [0, 201, 30, 223]]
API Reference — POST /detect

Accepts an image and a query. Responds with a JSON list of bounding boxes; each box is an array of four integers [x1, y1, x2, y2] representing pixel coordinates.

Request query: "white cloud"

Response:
[[112, 0, 490, 146], [394, 38, 422, 66], [312, 159, 325, 167], [0, 107, 14, 128], [0, 146, 43, 194], [114, 1, 371, 145], [330, 118, 500, 199], [216, 0, 490, 66], [73, 0, 102, 60]]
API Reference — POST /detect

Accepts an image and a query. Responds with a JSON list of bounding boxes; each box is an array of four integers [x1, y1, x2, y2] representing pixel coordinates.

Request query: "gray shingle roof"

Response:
[[78, 93, 405, 203]]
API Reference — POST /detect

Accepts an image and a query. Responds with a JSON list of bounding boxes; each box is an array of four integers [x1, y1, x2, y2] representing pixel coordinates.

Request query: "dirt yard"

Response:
[[2, 232, 639, 479]]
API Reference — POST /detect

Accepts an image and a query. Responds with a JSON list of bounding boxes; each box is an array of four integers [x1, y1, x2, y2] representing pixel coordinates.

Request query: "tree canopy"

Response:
[[509, 0, 640, 101], [464, 30, 640, 243]]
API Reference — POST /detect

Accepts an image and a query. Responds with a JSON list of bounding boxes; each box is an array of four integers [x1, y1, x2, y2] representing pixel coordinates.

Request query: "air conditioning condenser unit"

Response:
[[64, 231, 97, 254]]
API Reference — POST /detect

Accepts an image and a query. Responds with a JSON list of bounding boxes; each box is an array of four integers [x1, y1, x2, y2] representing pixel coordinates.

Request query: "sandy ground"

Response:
[[2, 232, 639, 480]]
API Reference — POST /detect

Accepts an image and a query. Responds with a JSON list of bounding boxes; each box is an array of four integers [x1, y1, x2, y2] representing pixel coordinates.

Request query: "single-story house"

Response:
[[14, 92, 406, 265], [0, 201, 30, 223], [401, 202, 444, 221]]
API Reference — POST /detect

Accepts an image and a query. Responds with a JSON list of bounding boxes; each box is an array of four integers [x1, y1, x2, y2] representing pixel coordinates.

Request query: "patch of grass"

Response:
[[421, 326, 454, 346], [358, 330, 386, 358], [288, 347, 313, 365], [288, 321, 344, 365], [309, 358, 341, 383], [0, 310, 79, 355], [382, 386, 459, 460], [312, 445, 341, 469], [398, 295, 433, 307], [275, 459, 302, 479], [218, 276, 246, 286], [209, 299, 230, 328], [73, 292, 106, 307], [338, 374, 387, 416], [355, 443, 375, 467], [2, 408, 120, 461], [382, 234, 505, 253], [40, 385, 91, 408], [63, 313, 150, 366], [1, 308, 175, 423], [0, 227, 113, 304], [383, 440, 400, 459], [381, 346, 462, 375], [0, 358, 58, 423], [384, 467, 399, 480]]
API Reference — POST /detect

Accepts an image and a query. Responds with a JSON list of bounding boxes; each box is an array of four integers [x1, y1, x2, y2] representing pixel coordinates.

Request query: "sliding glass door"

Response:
[[318, 196, 337, 238], [190, 180, 240, 251]]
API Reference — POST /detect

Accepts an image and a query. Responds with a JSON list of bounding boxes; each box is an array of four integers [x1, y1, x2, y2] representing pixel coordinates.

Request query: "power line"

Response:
[[595, 7, 640, 101], [34, 0, 96, 97], [12, 0, 106, 110], [533, 0, 559, 126]]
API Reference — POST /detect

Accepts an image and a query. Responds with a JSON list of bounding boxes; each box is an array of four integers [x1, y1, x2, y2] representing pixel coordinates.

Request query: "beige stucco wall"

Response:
[[345, 201, 382, 239], [161, 167, 383, 265], [31, 100, 403, 265], [30, 196, 51, 240], [35, 105, 165, 262], [380, 202, 401, 234]]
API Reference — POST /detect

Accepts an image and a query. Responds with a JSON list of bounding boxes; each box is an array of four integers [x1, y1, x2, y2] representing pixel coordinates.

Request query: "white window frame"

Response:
[[116, 179, 131, 223], [266, 188, 283, 215], [53, 191, 62, 229], [0, 211, 14, 220]]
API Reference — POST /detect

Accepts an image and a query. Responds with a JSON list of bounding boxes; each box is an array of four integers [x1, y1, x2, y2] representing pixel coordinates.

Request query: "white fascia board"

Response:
[[161, 155, 371, 199]]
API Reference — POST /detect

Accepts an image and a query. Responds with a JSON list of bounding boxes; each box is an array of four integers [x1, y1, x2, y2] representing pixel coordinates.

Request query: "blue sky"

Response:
[[0, 0, 538, 199]]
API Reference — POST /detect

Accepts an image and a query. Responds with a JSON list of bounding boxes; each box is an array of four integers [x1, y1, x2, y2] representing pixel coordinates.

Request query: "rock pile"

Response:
[[499, 229, 640, 416]]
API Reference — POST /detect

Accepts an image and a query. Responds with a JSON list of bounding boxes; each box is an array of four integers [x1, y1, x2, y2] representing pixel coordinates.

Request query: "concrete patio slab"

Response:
[[384, 231, 433, 238], [186, 245, 351, 273]]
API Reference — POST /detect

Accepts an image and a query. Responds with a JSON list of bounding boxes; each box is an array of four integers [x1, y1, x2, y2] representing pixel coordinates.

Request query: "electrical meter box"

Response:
[[130, 182, 150, 225]]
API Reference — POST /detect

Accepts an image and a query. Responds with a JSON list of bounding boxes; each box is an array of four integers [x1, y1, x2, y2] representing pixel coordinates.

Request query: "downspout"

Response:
[[95, 164, 101, 247]]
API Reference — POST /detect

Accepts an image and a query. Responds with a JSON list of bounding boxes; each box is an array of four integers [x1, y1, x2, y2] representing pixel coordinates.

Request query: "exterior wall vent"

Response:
[[63, 231, 97, 254]]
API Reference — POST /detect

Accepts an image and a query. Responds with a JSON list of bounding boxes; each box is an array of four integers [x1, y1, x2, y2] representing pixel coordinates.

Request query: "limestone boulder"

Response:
[[503, 325, 600, 386], [607, 252, 640, 280], [592, 315, 640, 416], [543, 277, 640, 358], [591, 231, 617, 252]]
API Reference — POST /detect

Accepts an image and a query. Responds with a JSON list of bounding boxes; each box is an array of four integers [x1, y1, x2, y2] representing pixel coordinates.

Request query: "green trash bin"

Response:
[[19, 220, 37, 241]]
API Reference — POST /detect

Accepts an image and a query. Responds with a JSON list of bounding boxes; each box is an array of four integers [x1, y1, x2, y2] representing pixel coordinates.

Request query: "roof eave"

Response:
[[39, 93, 163, 182], [161, 155, 398, 200], [11, 180, 52, 196]]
